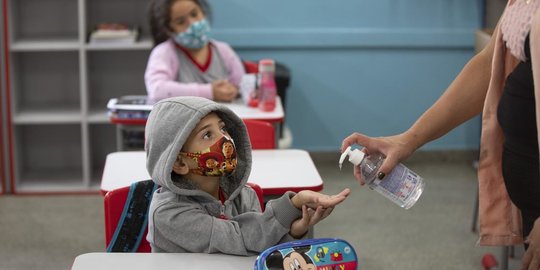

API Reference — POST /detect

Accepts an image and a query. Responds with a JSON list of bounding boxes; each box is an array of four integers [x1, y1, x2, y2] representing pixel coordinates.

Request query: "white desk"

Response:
[[223, 96, 284, 123], [101, 149, 323, 196], [109, 97, 284, 150], [72, 252, 256, 270]]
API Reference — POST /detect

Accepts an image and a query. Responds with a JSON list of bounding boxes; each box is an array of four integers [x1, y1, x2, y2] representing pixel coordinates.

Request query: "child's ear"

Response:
[[172, 156, 190, 175]]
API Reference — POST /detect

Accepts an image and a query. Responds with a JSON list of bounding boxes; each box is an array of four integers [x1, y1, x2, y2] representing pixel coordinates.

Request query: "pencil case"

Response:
[[254, 238, 358, 270]]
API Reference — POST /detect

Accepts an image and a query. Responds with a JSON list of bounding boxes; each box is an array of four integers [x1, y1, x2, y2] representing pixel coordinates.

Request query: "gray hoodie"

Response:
[[145, 96, 302, 255]]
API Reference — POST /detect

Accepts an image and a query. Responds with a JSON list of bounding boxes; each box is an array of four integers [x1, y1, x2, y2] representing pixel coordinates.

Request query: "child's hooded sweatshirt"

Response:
[[145, 96, 303, 254]]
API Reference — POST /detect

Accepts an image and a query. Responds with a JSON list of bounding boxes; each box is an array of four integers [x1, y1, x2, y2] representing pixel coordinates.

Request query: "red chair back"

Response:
[[104, 186, 152, 252], [243, 60, 259, 74], [243, 119, 275, 149], [104, 183, 264, 252]]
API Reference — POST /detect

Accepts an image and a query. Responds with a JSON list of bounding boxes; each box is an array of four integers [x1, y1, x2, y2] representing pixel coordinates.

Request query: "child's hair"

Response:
[[148, 0, 212, 46]]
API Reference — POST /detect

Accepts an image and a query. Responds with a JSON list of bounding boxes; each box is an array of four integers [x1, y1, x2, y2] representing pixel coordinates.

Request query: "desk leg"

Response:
[[272, 123, 281, 149], [116, 125, 124, 151]]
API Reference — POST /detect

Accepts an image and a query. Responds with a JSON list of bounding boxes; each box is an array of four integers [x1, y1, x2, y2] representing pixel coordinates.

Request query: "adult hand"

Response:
[[290, 205, 334, 238], [212, 80, 238, 102], [522, 217, 540, 270], [291, 188, 350, 210], [340, 132, 417, 185]]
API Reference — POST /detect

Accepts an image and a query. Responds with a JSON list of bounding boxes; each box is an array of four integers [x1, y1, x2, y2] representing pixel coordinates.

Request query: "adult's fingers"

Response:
[[341, 132, 372, 152], [376, 155, 401, 180]]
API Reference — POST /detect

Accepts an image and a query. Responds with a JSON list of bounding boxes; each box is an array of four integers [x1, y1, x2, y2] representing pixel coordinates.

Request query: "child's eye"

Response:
[[173, 17, 185, 25], [202, 131, 211, 140], [220, 126, 227, 134], [190, 10, 199, 18]]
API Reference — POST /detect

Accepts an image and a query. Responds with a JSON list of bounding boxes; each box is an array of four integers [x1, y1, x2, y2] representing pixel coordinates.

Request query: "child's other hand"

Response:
[[291, 188, 350, 210], [290, 205, 334, 238], [212, 80, 239, 102]]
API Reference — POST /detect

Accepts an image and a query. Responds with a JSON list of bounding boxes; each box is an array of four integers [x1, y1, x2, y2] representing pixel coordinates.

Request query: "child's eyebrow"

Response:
[[195, 120, 224, 135], [173, 7, 198, 21], [195, 124, 212, 135]]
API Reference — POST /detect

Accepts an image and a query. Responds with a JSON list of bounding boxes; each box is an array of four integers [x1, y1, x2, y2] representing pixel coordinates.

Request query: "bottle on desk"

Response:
[[258, 59, 277, 112], [339, 146, 425, 209]]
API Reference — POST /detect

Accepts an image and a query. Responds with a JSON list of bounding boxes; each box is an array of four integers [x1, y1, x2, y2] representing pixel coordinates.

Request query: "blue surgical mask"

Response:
[[173, 19, 211, 49]]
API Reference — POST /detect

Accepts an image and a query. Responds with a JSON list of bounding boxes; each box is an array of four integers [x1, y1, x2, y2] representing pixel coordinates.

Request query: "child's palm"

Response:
[[293, 188, 350, 209]]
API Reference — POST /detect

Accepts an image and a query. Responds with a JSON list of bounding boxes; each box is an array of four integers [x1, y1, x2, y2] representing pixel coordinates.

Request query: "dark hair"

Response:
[[148, 0, 212, 46]]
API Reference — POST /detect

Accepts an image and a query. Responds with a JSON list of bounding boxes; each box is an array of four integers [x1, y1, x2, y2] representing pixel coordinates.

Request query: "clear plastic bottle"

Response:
[[258, 59, 277, 112], [339, 146, 424, 209]]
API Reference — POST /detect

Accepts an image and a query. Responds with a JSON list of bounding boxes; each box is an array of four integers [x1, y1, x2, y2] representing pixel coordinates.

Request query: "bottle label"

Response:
[[372, 164, 421, 204]]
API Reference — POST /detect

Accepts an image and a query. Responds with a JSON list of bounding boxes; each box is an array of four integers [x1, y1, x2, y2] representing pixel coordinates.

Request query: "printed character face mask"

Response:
[[173, 18, 211, 49], [180, 135, 237, 177]]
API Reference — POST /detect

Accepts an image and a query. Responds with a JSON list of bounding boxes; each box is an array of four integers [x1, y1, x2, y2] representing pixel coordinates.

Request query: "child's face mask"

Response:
[[173, 18, 211, 49], [180, 135, 237, 177]]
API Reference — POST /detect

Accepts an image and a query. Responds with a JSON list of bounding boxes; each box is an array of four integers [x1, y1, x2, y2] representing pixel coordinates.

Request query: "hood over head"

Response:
[[145, 96, 252, 199]]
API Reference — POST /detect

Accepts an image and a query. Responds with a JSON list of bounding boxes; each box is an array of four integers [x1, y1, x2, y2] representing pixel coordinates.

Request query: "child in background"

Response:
[[145, 0, 244, 104], [145, 96, 350, 254]]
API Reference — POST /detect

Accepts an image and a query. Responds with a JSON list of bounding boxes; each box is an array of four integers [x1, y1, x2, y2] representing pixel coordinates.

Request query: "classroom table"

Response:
[[108, 96, 284, 150], [100, 149, 324, 196], [71, 252, 257, 270]]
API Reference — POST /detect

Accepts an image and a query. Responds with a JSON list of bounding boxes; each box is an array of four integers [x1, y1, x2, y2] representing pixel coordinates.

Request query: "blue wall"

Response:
[[211, 0, 483, 151]]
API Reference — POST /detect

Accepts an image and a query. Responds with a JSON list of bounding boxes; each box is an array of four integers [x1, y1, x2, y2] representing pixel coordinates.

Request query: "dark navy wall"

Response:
[[211, 0, 483, 151]]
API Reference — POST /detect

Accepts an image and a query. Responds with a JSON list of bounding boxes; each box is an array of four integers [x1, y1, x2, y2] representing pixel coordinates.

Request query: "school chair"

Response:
[[243, 60, 259, 74], [104, 180, 264, 252], [243, 119, 276, 149]]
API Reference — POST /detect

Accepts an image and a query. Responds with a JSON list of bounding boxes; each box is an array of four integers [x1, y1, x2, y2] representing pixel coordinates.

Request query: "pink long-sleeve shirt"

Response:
[[144, 39, 245, 104]]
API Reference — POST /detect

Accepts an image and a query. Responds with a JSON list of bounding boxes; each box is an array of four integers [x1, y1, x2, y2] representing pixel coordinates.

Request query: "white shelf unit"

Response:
[[6, 0, 151, 193]]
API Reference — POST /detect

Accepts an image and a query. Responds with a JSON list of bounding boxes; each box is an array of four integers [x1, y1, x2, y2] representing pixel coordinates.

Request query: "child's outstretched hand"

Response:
[[291, 188, 350, 210], [290, 205, 334, 238]]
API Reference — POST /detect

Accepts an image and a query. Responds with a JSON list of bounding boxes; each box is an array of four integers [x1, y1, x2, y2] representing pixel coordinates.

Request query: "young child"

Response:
[[145, 0, 244, 104], [145, 96, 350, 254]]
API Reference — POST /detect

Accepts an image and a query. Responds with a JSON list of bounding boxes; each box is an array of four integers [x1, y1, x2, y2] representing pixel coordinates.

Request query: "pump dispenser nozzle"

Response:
[[339, 146, 366, 170]]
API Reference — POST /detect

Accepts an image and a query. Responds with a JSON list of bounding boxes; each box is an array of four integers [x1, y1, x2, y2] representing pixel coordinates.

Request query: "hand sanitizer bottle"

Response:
[[339, 146, 424, 209]]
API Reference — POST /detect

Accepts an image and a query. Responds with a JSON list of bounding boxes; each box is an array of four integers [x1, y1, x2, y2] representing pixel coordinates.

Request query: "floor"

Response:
[[0, 151, 525, 270]]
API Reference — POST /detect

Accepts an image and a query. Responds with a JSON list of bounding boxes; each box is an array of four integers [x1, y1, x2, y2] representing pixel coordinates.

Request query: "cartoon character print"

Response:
[[199, 152, 224, 176], [221, 139, 237, 173], [181, 136, 236, 177], [315, 246, 328, 263], [265, 246, 316, 270]]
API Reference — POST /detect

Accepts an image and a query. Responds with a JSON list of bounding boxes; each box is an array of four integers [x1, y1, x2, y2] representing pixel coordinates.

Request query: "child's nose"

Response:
[[186, 17, 199, 26]]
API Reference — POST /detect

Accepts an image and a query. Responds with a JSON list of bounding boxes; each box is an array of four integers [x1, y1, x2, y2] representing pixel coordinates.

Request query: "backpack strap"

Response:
[[107, 179, 158, 252]]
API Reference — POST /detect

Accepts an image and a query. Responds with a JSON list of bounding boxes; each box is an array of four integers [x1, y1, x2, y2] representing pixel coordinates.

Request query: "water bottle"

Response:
[[339, 146, 424, 209], [258, 59, 277, 112]]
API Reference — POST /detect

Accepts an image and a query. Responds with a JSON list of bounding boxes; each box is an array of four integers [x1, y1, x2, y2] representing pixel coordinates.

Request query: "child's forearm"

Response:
[[289, 220, 309, 239]]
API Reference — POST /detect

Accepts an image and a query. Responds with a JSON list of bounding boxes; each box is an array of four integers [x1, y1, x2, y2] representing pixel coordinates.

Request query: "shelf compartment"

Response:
[[85, 0, 152, 43], [87, 50, 149, 113], [89, 124, 117, 187], [10, 51, 80, 114], [8, 0, 78, 43], [14, 124, 84, 192]]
